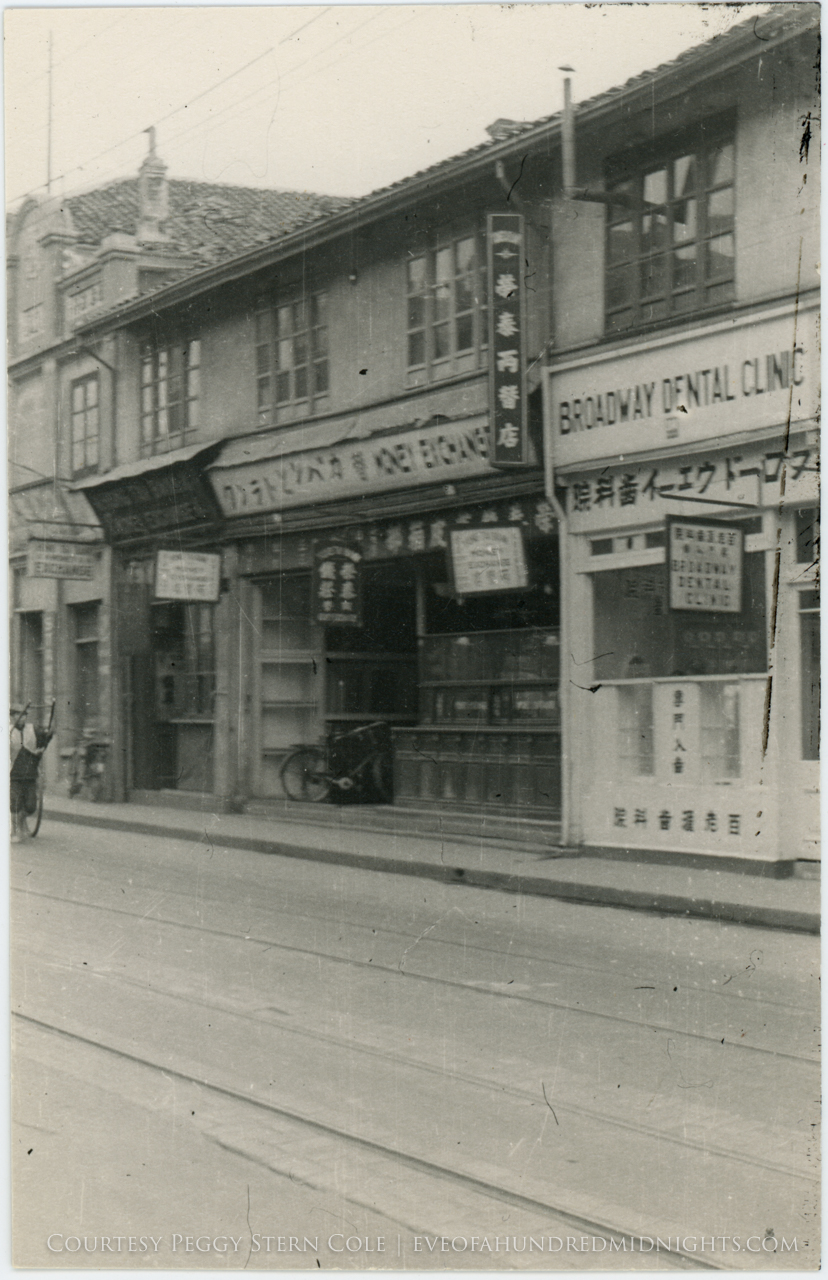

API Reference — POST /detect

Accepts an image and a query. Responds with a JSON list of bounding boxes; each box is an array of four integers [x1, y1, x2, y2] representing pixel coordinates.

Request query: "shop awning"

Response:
[[71, 441, 224, 543]]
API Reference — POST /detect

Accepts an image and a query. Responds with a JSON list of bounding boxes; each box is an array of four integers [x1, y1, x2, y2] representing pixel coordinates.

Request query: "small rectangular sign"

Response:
[[487, 212, 529, 467], [155, 550, 221, 602], [668, 517, 743, 613], [313, 538, 363, 625], [449, 526, 529, 596], [27, 539, 96, 580]]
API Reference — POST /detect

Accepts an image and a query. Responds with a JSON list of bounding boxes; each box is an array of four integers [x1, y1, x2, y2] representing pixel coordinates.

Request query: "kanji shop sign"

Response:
[[561, 439, 817, 533], [211, 418, 494, 516], [487, 213, 529, 467], [27, 539, 96, 580], [668, 518, 743, 613], [547, 305, 818, 468], [313, 539, 362, 625], [155, 550, 221, 602], [449, 526, 529, 596]]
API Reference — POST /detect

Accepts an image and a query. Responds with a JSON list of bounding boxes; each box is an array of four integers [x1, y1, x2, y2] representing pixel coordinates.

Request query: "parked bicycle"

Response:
[[10, 700, 55, 840], [68, 731, 111, 803], [280, 720, 393, 804]]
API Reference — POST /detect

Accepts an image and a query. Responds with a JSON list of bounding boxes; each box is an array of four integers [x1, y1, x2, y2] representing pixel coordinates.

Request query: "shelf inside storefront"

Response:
[[419, 678, 558, 687], [393, 724, 559, 735], [260, 653, 319, 665]]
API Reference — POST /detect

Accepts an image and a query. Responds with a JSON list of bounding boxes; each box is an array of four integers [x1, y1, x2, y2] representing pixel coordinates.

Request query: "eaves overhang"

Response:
[[74, 7, 816, 337]]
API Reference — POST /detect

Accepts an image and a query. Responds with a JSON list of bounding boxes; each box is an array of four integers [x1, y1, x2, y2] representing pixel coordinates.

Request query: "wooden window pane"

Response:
[[706, 233, 735, 280], [643, 167, 668, 205], [433, 322, 450, 359], [673, 154, 696, 198], [672, 197, 697, 243], [673, 244, 698, 289], [408, 331, 425, 366], [608, 221, 634, 263], [709, 141, 734, 186], [708, 187, 734, 234]]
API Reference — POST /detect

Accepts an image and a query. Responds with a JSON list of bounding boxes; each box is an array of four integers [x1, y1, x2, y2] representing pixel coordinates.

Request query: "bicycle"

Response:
[[279, 720, 393, 804], [11, 700, 55, 839]]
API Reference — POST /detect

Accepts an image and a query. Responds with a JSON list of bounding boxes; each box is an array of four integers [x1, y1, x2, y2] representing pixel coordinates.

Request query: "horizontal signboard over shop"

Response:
[[27, 539, 96, 580], [210, 417, 495, 516], [547, 305, 818, 468], [559, 437, 818, 533]]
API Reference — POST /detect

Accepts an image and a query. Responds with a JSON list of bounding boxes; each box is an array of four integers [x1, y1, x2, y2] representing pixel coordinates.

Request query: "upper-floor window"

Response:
[[606, 130, 735, 334], [140, 340, 200, 456], [407, 230, 487, 384], [256, 292, 328, 425], [70, 374, 99, 476]]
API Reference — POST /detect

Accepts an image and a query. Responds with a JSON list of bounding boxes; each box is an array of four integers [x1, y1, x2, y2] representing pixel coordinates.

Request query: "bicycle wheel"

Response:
[[18, 772, 44, 838], [371, 753, 393, 804], [29, 772, 45, 836], [280, 747, 331, 802]]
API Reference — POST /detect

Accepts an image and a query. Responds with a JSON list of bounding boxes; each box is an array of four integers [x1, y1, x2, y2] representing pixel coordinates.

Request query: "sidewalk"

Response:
[[42, 793, 820, 934]]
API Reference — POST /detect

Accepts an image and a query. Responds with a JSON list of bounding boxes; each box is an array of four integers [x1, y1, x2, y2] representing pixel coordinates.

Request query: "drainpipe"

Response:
[[542, 364, 571, 849]]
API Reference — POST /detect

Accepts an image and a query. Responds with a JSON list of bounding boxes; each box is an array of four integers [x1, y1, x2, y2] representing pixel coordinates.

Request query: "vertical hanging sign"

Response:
[[487, 212, 529, 467], [312, 538, 363, 626]]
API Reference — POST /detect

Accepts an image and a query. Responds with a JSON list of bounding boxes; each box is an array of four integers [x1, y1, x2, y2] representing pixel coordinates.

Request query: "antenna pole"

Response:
[[46, 30, 53, 193]]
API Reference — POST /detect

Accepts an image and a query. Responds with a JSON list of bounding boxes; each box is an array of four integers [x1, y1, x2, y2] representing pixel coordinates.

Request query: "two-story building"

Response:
[[7, 140, 350, 792], [71, 124, 561, 818], [544, 3, 820, 866], [12, 3, 819, 871]]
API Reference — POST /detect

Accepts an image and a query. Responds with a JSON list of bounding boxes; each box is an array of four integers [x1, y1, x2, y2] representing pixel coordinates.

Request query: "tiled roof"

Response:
[[64, 178, 352, 265], [359, 2, 818, 204]]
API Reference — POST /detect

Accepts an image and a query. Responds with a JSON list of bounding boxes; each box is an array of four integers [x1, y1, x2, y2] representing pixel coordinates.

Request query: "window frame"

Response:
[[70, 373, 100, 477], [406, 227, 488, 385], [140, 338, 201, 457], [605, 122, 736, 335], [256, 290, 329, 425]]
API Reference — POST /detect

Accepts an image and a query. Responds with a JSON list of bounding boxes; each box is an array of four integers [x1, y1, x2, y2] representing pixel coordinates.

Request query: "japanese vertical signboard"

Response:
[[487, 212, 529, 467], [448, 526, 529, 596], [313, 539, 363, 625], [668, 517, 743, 613]]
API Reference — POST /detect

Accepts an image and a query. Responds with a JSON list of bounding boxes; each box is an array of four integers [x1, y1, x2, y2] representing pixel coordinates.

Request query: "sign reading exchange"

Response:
[[210, 418, 493, 516], [547, 307, 818, 468]]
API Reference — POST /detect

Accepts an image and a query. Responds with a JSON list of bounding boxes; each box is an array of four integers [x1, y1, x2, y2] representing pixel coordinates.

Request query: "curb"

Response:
[[45, 808, 820, 935]]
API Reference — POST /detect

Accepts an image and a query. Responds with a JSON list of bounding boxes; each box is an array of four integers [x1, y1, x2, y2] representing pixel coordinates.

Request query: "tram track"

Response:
[[17, 947, 814, 1188], [13, 884, 818, 1065], [14, 1012, 717, 1271]]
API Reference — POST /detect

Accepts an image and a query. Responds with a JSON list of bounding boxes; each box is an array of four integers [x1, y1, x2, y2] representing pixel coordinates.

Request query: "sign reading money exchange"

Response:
[[210, 417, 493, 516]]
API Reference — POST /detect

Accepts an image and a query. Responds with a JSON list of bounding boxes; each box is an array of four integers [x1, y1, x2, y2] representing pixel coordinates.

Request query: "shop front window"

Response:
[[591, 549, 766, 681], [419, 542, 560, 726]]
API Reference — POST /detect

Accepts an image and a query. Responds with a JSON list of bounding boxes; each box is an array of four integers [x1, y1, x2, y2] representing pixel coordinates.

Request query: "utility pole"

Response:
[[46, 30, 53, 194]]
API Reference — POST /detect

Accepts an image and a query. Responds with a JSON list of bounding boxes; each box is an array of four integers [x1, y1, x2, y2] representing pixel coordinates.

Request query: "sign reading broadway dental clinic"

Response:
[[546, 306, 818, 468], [210, 418, 494, 516], [668, 518, 743, 613]]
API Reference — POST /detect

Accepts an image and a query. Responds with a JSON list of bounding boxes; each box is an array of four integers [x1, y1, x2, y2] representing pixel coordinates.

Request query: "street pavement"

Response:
[[44, 793, 820, 933], [11, 817, 820, 1270]]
